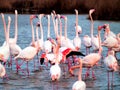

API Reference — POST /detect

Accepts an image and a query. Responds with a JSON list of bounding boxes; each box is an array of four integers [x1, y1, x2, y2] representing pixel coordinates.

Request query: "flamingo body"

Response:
[[50, 63, 61, 81], [72, 80, 86, 90], [14, 46, 37, 61]]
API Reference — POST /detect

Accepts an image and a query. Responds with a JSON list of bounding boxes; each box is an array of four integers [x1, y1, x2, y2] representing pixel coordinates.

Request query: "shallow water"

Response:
[[0, 14, 120, 90]]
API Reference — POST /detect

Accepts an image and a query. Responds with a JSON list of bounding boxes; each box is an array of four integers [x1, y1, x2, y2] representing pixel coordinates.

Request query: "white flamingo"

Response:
[[5, 10, 22, 67], [59, 15, 75, 50], [50, 43, 61, 81], [0, 13, 10, 63], [101, 24, 118, 49], [104, 50, 119, 87], [89, 9, 99, 52], [38, 14, 52, 54], [72, 58, 86, 90], [73, 9, 81, 50], [14, 16, 39, 76]]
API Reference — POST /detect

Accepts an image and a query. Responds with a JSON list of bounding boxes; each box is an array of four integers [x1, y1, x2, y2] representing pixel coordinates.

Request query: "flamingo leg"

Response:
[[92, 68, 96, 80], [26, 61, 29, 76], [85, 68, 90, 80], [107, 71, 110, 89], [15, 59, 26, 75], [111, 71, 114, 87]]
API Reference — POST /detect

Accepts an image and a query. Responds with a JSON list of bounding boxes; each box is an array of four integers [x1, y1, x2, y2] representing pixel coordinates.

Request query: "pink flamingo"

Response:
[[72, 58, 86, 90], [14, 16, 39, 76], [69, 25, 102, 80], [101, 24, 118, 49], [104, 50, 119, 88]]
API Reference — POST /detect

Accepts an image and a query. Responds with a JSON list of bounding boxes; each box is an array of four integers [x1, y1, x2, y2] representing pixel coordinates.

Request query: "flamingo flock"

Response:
[[0, 9, 120, 90]]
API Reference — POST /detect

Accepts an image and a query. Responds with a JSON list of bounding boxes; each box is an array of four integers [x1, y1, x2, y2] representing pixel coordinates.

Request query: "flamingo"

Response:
[[100, 24, 118, 49], [14, 16, 39, 76], [72, 58, 86, 90], [103, 24, 116, 39], [104, 50, 119, 88], [59, 15, 75, 50], [69, 25, 102, 80], [39, 14, 52, 54], [73, 9, 81, 51], [4, 10, 22, 67], [89, 9, 99, 52], [0, 13, 10, 64], [50, 42, 61, 81]]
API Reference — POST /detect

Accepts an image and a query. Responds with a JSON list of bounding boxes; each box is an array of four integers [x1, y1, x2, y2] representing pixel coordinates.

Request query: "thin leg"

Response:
[[26, 61, 29, 76], [107, 71, 110, 89], [111, 72, 114, 87]]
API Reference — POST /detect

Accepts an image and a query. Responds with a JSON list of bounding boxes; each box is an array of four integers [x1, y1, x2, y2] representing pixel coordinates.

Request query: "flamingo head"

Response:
[[36, 22, 40, 27], [98, 24, 107, 31], [52, 10, 56, 15], [89, 9, 95, 15], [15, 10, 18, 15], [60, 15, 67, 21], [1, 13, 4, 18], [30, 15, 38, 20], [75, 9, 78, 14]]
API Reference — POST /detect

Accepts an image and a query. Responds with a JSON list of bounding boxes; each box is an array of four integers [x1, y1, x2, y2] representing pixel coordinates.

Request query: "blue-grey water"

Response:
[[0, 14, 120, 90]]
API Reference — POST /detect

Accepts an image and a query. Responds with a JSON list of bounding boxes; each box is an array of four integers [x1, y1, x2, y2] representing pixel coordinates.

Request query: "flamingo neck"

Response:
[[55, 19, 59, 38], [98, 30, 102, 55], [40, 17, 44, 41], [14, 10, 18, 43], [47, 15, 50, 38], [30, 20, 35, 43], [35, 25, 40, 49], [64, 18, 67, 39], [78, 58, 82, 81], [76, 11, 79, 37], [1, 14, 7, 43], [6, 16, 11, 44]]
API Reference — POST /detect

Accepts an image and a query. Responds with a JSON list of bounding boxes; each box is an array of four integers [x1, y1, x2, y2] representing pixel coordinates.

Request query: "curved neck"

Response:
[[14, 10, 18, 42], [78, 58, 82, 81]]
